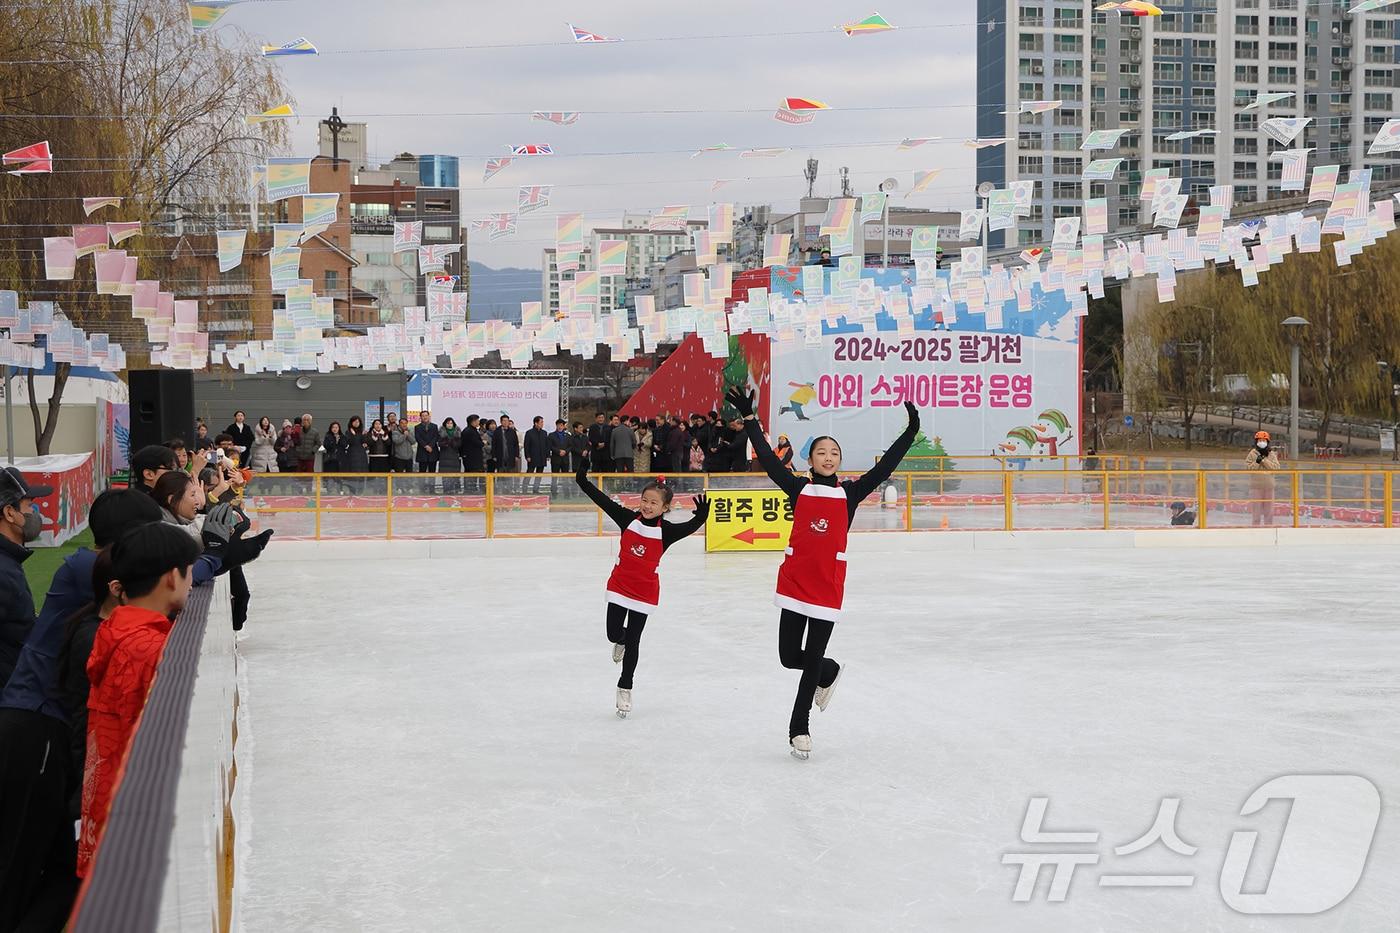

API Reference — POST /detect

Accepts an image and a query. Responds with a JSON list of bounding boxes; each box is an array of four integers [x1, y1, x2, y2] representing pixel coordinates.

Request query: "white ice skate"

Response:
[[612, 642, 625, 664], [790, 734, 812, 760], [616, 688, 632, 719], [814, 663, 843, 712]]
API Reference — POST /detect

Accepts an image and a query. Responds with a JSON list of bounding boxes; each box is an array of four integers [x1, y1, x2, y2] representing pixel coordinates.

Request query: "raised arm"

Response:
[[575, 462, 636, 530], [726, 388, 805, 499], [845, 402, 921, 502], [662, 492, 710, 548]]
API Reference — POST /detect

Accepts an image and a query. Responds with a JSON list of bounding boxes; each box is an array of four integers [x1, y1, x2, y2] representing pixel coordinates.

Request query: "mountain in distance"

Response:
[[468, 261, 540, 324]]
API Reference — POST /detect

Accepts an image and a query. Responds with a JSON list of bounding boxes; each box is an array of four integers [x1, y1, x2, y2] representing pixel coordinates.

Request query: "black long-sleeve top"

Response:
[[575, 472, 708, 548], [744, 405, 920, 524]]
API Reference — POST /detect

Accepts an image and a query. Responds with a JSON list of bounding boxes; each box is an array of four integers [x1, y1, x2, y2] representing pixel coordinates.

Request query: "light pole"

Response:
[[1377, 360, 1399, 461], [1282, 316, 1309, 461]]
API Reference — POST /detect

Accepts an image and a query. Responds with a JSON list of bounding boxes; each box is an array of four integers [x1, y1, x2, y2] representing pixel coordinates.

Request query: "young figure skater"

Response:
[[727, 387, 919, 759], [576, 463, 709, 717]]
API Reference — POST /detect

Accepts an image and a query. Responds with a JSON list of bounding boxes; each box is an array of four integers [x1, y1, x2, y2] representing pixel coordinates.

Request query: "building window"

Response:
[[1236, 41, 1259, 60], [1266, 66, 1297, 84], [1234, 161, 1258, 179], [1192, 12, 1217, 32], [325, 270, 339, 292], [1053, 59, 1083, 77], [422, 198, 452, 213], [1268, 16, 1298, 37], [1235, 137, 1259, 155], [1155, 38, 1184, 57], [1052, 9, 1082, 29], [1236, 16, 1258, 36], [1019, 7, 1044, 27], [1235, 65, 1259, 84], [1191, 87, 1216, 107], [1018, 156, 1044, 174], [1153, 62, 1182, 82], [1365, 92, 1393, 111], [1052, 157, 1081, 175], [1157, 110, 1183, 129], [1267, 41, 1297, 60], [1053, 34, 1082, 54], [1052, 83, 1083, 101], [1192, 63, 1216, 83], [1193, 40, 1216, 59], [1019, 33, 1044, 52]]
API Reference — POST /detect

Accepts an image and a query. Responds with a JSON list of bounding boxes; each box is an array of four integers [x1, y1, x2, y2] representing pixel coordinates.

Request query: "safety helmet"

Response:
[[1254, 430, 1270, 441]]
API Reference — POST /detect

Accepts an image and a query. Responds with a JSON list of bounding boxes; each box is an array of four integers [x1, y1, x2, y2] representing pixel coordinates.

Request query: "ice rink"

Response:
[[235, 534, 1400, 932]]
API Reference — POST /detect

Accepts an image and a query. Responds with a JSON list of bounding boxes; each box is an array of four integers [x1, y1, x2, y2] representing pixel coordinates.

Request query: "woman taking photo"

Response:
[[366, 419, 392, 473], [250, 416, 278, 472]]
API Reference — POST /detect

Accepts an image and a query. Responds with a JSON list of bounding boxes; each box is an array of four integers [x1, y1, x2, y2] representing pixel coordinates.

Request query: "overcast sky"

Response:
[[239, 1, 983, 269]]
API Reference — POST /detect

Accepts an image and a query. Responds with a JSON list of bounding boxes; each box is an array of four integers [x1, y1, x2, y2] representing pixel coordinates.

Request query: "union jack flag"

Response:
[[532, 111, 581, 126], [483, 157, 513, 182], [510, 144, 553, 156], [488, 213, 519, 241], [518, 185, 552, 214], [569, 23, 620, 43], [393, 221, 421, 252]]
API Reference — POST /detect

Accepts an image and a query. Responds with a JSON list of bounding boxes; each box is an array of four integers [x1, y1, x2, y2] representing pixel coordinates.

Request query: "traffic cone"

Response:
[[940, 515, 950, 530]]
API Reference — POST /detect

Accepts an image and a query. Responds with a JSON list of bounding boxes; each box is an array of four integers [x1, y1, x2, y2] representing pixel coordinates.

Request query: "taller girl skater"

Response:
[[727, 387, 919, 759], [576, 462, 709, 717]]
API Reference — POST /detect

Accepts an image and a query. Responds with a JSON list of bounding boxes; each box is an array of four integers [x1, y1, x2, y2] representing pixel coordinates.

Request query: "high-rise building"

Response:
[[540, 247, 626, 316], [977, 0, 1400, 248]]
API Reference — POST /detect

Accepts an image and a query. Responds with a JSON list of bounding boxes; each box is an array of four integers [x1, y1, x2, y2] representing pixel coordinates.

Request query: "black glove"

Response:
[[202, 503, 240, 550], [725, 387, 755, 417], [904, 400, 919, 420], [692, 492, 710, 518], [222, 528, 274, 569], [1256, 446, 1270, 461]]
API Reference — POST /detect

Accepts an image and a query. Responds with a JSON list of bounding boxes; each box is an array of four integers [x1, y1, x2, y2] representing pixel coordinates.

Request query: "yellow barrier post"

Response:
[[1197, 470, 1208, 530], [904, 474, 913, 532], [1101, 471, 1109, 530], [1383, 467, 1394, 526], [1325, 470, 1333, 510], [484, 474, 494, 538], [1002, 472, 1013, 531], [314, 473, 322, 541], [1292, 471, 1301, 528], [385, 474, 393, 539]]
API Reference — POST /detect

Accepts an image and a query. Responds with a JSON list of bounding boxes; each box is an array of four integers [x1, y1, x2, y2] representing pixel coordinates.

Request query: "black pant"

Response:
[[417, 461, 437, 473], [607, 603, 649, 690], [778, 610, 838, 739], [0, 709, 78, 932], [525, 461, 544, 494], [613, 457, 633, 474], [370, 455, 390, 473], [230, 565, 250, 631]]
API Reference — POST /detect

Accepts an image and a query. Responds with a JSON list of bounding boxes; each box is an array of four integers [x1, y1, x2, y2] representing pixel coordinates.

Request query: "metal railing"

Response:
[[237, 468, 1400, 540]]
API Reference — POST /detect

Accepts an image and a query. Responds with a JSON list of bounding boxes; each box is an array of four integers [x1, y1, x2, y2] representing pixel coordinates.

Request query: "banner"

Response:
[[767, 269, 1080, 469], [704, 490, 793, 552], [430, 377, 562, 427]]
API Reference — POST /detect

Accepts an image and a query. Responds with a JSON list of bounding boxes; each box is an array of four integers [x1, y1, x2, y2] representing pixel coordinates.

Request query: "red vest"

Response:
[[606, 519, 664, 612], [774, 484, 849, 622]]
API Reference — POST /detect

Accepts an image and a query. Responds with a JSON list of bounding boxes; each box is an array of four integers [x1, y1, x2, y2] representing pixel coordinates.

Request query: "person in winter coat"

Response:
[[78, 521, 200, 877], [634, 420, 653, 474], [569, 422, 590, 472], [413, 411, 440, 477], [482, 420, 498, 473], [665, 420, 691, 473], [322, 421, 345, 474], [0, 467, 50, 691], [609, 415, 636, 473], [250, 416, 278, 472], [689, 439, 705, 472], [275, 420, 300, 473], [492, 417, 522, 490], [652, 416, 671, 467], [576, 462, 709, 717], [390, 416, 416, 473], [462, 415, 486, 471], [1245, 429, 1281, 526], [342, 416, 370, 473], [549, 419, 572, 475], [293, 414, 321, 472], [726, 417, 752, 472], [523, 415, 552, 493], [438, 418, 463, 494], [773, 434, 796, 471], [727, 387, 918, 759], [588, 413, 613, 473], [224, 411, 254, 460], [366, 419, 392, 473]]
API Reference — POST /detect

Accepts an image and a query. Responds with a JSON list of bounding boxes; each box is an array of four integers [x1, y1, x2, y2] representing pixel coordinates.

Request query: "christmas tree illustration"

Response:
[[719, 335, 749, 417], [905, 430, 960, 492]]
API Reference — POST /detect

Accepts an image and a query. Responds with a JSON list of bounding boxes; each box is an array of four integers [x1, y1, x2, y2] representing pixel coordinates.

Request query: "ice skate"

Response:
[[615, 688, 632, 719], [612, 642, 625, 664], [789, 734, 812, 760], [814, 663, 843, 712]]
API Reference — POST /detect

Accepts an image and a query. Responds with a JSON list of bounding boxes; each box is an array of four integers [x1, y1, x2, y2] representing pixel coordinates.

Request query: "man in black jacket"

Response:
[[462, 414, 485, 492], [587, 413, 612, 473], [493, 416, 522, 492], [549, 419, 572, 474], [725, 418, 752, 472], [414, 411, 440, 474], [0, 467, 50, 691], [524, 415, 552, 494], [568, 422, 590, 473], [652, 415, 672, 468]]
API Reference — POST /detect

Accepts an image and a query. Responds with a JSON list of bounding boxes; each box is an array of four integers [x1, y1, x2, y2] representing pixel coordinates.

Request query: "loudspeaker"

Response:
[[128, 370, 195, 453]]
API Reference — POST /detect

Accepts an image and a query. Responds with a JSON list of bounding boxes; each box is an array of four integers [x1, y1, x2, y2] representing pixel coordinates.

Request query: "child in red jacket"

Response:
[[576, 464, 708, 718], [78, 522, 199, 877]]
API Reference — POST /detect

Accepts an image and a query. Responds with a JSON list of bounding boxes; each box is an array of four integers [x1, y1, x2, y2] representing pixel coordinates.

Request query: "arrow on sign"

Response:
[[732, 528, 781, 545]]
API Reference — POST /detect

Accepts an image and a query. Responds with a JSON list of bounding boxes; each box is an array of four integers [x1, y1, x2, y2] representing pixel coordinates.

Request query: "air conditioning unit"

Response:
[[1340, 62, 1353, 71], [1031, 63, 1044, 74], [1130, 51, 1142, 63], [1130, 27, 1143, 39], [1343, 81, 1352, 91], [1130, 76, 1142, 87]]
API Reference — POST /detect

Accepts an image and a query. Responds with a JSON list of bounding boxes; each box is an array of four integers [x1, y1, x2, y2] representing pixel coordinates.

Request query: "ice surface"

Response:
[[236, 536, 1400, 932]]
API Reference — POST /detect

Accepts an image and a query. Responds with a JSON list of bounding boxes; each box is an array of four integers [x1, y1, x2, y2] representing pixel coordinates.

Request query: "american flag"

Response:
[[569, 23, 620, 42], [518, 185, 552, 214]]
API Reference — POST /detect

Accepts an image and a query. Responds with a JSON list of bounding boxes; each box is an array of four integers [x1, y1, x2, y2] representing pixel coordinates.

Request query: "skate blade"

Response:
[[616, 710, 628, 719], [790, 749, 809, 760]]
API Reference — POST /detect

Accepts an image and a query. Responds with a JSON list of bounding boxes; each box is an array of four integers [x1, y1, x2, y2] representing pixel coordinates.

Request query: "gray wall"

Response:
[[192, 371, 407, 433]]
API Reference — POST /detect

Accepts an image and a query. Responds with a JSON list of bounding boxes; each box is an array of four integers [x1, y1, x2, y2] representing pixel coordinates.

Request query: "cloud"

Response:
[[241, 1, 982, 268]]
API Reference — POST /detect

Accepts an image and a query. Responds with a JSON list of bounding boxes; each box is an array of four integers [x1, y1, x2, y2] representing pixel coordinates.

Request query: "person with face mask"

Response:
[[575, 463, 708, 718], [1245, 430, 1281, 526], [0, 467, 52, 691], [727, 387, 919, 760]]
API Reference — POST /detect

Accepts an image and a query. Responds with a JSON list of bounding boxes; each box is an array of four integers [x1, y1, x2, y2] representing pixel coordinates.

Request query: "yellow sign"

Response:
[[704, 489, 794, 552]]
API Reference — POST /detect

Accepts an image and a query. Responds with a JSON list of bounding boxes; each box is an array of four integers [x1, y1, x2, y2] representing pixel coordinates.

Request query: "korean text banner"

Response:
[[767, 268, 1079, 469], [430, 376, 562, 428]]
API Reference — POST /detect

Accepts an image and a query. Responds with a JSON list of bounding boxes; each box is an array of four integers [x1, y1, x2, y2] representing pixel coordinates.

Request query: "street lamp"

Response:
[[1282, 316, 1309, 460], [1378, 360, 1399, 461]]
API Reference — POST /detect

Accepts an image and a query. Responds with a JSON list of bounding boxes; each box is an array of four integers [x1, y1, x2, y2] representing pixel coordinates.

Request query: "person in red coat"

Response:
[[727, 387, 919, 759], [576, 464, 708, 717], [78, 522, 199, 878]]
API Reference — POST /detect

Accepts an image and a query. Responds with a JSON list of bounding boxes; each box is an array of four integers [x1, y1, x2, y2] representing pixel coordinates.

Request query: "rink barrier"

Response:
[[72, 578, 238, 933], [234, 469, 1400, 539]]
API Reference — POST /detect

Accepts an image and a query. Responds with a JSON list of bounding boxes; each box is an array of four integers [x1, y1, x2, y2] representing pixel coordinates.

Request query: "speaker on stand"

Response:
[[128, 370, 195, 453]]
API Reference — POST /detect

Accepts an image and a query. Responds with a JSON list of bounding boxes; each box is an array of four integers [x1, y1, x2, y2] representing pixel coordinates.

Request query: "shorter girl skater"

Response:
[[576, 463, 709, 717], [727, 387, 919, 759]]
